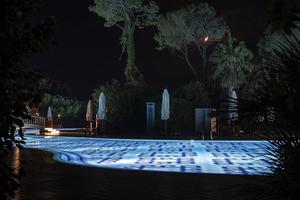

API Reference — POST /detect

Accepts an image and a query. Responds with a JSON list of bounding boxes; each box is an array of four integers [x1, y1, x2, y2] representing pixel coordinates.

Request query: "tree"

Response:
[[167, 81, 210, 133], [91, 80, 151, 132], [0, 0, 54, 199], [259, 15, 300, 57], [155, 9, 197, 76], [39, 94, 83, 126], [269, 0, 300, 35], [210, 33, 253, 121], [155, 3, 227, 78], [89, 0, 159, 86], [209, 33, 253, 90], [236, 35, 300, 200], [46, 79, 72, 97]]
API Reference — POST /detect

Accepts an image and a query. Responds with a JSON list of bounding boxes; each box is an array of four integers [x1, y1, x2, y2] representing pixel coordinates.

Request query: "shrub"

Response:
[[157, 81, 210, 134], [92, 80, 154, 133], [39, 94, 84, 127]]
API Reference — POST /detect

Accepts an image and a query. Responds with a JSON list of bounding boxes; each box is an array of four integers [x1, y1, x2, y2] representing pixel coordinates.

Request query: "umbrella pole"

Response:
[[101, 120, 104, 133], [164, 120, 167, 134]]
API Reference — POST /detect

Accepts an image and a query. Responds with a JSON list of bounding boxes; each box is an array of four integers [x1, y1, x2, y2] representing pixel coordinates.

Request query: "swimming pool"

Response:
[[24, 136, 271, 175]]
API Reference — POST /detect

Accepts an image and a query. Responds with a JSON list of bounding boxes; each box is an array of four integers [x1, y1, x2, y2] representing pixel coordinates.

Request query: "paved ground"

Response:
[[10, 149, 271, 200]]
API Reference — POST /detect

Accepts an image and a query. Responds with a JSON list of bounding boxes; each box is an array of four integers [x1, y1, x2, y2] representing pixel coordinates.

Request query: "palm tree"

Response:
[[210, 33, 253, 120], [269, 0, 300, 35], [210, 33, 253, 90]]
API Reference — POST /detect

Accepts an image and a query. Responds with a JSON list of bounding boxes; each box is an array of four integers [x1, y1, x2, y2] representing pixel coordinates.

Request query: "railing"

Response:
[[23, 116, 46, 129]]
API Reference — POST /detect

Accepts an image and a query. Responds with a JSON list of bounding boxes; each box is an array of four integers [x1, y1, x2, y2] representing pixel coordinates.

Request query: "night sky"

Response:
[[30, 0, 274, 100]]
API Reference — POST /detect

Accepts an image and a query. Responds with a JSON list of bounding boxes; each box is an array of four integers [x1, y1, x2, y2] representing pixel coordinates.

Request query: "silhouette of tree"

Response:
[[0, 0, 54, 199], [89, 0, 159, 86], [210, 33, 253, 90], [155, 3, 227, 78]]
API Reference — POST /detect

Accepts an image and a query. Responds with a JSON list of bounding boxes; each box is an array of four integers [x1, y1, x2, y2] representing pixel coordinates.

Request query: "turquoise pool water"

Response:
[[25, 136, 271, 175]]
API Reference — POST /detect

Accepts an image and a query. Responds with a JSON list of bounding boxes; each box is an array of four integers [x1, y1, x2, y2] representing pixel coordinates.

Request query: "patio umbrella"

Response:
[[161, 89, 170, 133], [47, 106, 53, 128], [97, 92, 106, 132], [86, 100, 93, 134], [98, 92, 106, 120], [86, 100, 93, 122]]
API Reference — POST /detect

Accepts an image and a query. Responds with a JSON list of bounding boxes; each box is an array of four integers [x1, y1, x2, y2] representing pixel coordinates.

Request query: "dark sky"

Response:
[[30, 0, 274, 100]]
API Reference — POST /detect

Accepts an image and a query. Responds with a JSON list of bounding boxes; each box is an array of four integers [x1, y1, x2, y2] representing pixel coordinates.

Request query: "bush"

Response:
[[92, 80, 155, 133], [157, 81, 210, 134], [39, 94, 84, 127], [92, 80, 210, 135], [264, 129, 300, 200], [235, 33, 300, 199]]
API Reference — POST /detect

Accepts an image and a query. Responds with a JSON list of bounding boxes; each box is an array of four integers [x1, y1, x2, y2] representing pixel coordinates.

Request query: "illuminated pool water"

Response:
[[24, 136, 271, 175]]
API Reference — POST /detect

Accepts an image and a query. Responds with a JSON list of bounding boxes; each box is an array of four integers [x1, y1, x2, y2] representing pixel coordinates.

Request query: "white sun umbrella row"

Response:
[[85, 93, 106, 121], [85, 90, 170, 132], [85, 93, 106, 132]]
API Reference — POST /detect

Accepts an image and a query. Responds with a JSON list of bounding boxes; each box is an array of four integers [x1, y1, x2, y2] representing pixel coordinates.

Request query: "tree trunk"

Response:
[[195, 42, 208, 82], [228, 86, 238, 120], [184, 45, 197, 77], [202, 45, 207, 69], [124, 22, 143, 86]]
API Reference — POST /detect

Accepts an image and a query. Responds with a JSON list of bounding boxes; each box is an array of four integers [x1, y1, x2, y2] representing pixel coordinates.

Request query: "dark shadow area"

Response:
[[12, 149, 270, 200]]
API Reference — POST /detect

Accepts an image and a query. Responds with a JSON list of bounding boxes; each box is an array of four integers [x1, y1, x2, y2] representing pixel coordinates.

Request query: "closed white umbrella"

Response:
[[97, 92, 106, 133], [86, 100, 93, 122], [47, 106, 53, 128], [98, 92, 106, 120], [47, 106, 53, 121], [161, 89, 170, 133], [86, 100, 93, 134]]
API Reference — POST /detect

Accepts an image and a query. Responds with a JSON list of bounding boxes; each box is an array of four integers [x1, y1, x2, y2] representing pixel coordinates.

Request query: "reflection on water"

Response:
[[10, 147, 21, 200], [12, 147, 20, 175]]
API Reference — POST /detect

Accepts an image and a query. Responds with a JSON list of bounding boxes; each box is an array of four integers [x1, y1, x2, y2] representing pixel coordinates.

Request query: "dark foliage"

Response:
[[45, 79, 72, 97], [157, 81, 209, 134], [92, 80, 156, 133], [92, 80, 210, 135], [233, 36, 300, 199], [236, 38, 299, 131], [263, 127, 300, 200], [38, 94, 84, 127], [0, 0, 54, 199], [269, 0, 300, 35]]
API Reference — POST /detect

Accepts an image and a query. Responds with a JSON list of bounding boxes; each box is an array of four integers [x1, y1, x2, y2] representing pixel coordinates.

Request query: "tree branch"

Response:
[[183, 44, 198, 76]]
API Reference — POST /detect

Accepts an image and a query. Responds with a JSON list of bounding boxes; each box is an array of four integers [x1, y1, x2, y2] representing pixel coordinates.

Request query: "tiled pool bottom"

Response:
[[24, 136, 271, 175]]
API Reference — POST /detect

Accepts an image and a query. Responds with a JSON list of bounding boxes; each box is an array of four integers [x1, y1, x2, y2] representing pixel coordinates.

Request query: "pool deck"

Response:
[[12, 149, 271, 200]]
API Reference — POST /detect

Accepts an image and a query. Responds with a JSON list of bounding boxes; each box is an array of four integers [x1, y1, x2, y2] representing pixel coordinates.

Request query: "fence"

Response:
[[23, 116, 46, 129]]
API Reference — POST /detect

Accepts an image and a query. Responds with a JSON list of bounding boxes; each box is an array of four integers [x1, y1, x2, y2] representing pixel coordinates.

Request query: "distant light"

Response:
[[204, 36, 209, 42]]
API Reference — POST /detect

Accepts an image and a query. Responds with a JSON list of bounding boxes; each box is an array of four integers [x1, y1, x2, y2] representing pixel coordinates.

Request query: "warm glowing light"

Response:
[[12, 148, 20, 175], [44, 128, 60, 136], [204, 36, 209, 42]]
